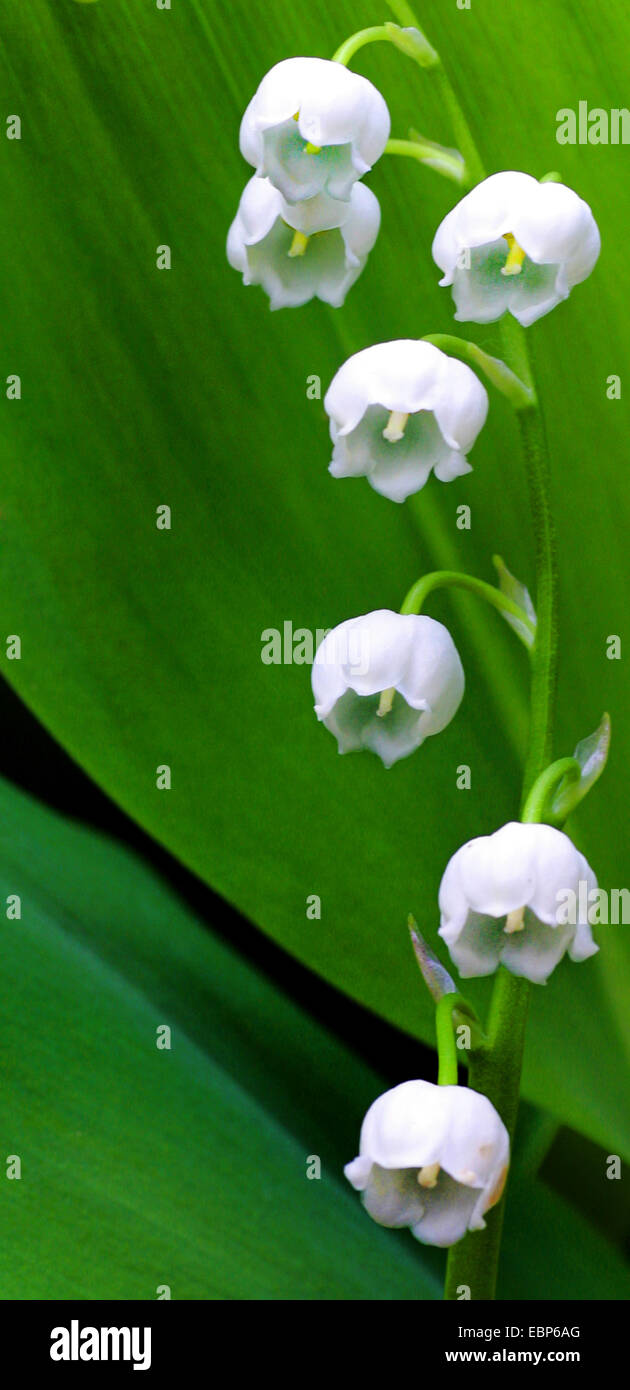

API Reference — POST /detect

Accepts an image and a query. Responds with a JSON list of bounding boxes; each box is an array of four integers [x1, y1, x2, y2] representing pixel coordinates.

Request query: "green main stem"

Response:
[[514, 404, 559, 799], [443, 972, 531, 1299], [379, 0, 559, 1302], [337, 0, 559, 1302], [442, 360, 558, 1306]]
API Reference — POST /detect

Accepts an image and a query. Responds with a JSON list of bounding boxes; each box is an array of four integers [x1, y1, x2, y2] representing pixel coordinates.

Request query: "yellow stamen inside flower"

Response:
[[382, 410, 409, 443], [417, 1163, 440, 1189], [288, 229, 309, 259], [504, 905, 526, 935], [293, 113, 321, 153], [501, 232, 527, 277], [377, 686, 396, 718]]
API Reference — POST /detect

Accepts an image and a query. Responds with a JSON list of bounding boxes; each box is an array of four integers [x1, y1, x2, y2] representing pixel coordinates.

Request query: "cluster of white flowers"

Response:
[[312, 606, 599, 987], [228, 56, 602, 1250], [228, 63, 600, 320], [228, 58, 390, 308]]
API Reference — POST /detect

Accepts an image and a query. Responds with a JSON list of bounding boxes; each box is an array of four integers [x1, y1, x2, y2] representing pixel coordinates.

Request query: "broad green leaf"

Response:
[[500, 1176, 630, 1300], [500, 1104, 630, 1299], [0, 0, 629, 1158], [1, 773, 626, 1300], [0, 774, 443, 1299]]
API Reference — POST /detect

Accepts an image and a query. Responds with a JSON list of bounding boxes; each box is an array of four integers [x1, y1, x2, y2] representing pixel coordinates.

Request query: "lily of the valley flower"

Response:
[[312, 609, 464, 767], [324, 340, 488, 502], [240, 58, 390, 228], [227, 176, 380, 310], [345, 1080, 509, 1248], [432, 171, 600, 326], [438, 821, 599, 984]]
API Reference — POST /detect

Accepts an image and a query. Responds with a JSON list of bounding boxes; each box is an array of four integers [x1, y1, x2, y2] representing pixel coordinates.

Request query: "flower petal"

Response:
[[227, 178, 379, 310], [433, 171, 600, 324], [439, 909, 504, 978], [362, 1164, 428, 1229], [438, 821, 599, 983], [432, 171, 540, 284], [411, 1175, 480, 1247], [358, 1080, 453, 1170], [500, 909, 574, 984], [512, 179, 601, 284], [240, 58, 390, 175], [312, 610, 464, 765], [345, 1081, 509, 1247], [325, 340, 462, 437], [324, 339, 487, 499]]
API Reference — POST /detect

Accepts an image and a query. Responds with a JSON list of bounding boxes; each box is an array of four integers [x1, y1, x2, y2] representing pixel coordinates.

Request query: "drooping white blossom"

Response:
[[345, 1080, 509, 1248], [438, 821, 599, 984], [312, 609, 464, 767], [227, 176, 380, 310], [432, 171, 600, 326], [324, 340, 488, 502], [240, 57, 390, 229]]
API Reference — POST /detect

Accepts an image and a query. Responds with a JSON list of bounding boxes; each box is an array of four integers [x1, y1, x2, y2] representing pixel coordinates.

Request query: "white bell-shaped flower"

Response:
[[312, 609, 464, 767], [439, 821, 599, 984], [432, 171, 600, 326], [345, 1080, 509, 1248], [240, 57, 390, 229], [227, 176, 380, 310], [324, 340, 488, 502]]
